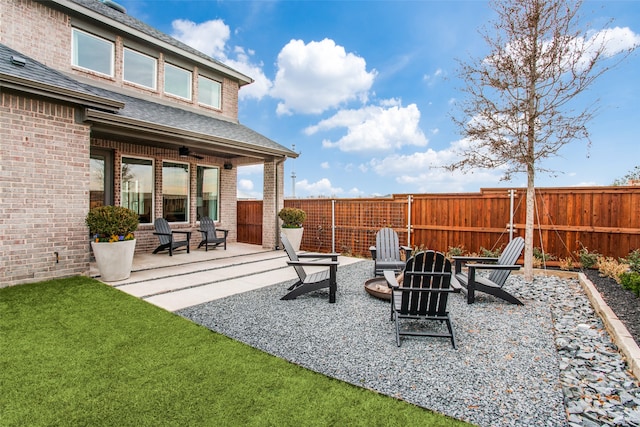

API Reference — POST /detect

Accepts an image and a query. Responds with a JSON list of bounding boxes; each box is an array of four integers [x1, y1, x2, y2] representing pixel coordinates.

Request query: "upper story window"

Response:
[[123, 48, 157, 89], [164, 63, 192, 100], [72, 28, 114, 77], [198, 75, 221, 109]]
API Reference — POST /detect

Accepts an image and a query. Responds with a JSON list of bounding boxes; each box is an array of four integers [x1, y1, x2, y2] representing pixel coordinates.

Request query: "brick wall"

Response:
[[0, 0, 240, 121], [0, 92, 91, 287], [262, 159, 284, 250]]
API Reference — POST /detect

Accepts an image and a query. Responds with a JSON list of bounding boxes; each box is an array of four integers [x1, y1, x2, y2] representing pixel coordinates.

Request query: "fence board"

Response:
[[237, 186, 640, 261]]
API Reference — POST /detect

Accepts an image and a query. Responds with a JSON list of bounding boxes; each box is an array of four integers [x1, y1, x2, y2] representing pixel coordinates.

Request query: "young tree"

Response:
[[613, 166, 640, 186], [449, 0, 638, 280]]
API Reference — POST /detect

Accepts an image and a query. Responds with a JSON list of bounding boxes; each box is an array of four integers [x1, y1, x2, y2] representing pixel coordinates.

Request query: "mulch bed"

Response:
[[583, 269, 640, 346]]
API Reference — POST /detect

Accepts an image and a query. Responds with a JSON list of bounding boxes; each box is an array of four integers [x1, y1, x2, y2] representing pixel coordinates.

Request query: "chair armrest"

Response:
[[153, 232, 172, 237], [171, 230, 191, 236], [453, 256, 499, 274], [383, 270, 399, 288], [298, 253, 339, 261], [217, 229, 229, 236], [466, 263, 520, 271], [287, 260, 339, 268]]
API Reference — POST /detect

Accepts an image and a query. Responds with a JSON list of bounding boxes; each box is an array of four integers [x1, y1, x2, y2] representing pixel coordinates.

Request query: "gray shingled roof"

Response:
[[0, 43, 294, 158]]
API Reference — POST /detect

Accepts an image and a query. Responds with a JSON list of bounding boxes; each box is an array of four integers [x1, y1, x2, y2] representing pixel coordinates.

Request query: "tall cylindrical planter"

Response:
[[281, 227, 303, 251], [91, 239, 136, 282]]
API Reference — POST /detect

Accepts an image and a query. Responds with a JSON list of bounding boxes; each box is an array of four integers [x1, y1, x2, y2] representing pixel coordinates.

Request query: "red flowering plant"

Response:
[[85, 206, 139, 243]]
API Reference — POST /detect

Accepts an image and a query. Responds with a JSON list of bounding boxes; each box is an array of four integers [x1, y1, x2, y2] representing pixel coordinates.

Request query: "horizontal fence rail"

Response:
[[238, 186, 640, 262]]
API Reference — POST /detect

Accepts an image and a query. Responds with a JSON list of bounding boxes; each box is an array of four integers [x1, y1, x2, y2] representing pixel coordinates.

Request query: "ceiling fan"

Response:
[[178, 146, 204, 159]]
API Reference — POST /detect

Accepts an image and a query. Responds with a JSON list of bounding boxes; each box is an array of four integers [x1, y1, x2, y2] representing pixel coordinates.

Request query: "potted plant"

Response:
[[86, 205, 139, 282], [278, 207, 306, 251]]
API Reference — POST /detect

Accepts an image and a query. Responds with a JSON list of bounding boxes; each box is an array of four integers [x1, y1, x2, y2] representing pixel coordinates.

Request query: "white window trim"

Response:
[[164, 63, 192, 101], [121, 156, 155, 225], [196, 164, 220, 222], [123, 47, 158, 90], [197, 75, 222, 109], [71, 28, 114, 78], [162, 160, 191, 223]]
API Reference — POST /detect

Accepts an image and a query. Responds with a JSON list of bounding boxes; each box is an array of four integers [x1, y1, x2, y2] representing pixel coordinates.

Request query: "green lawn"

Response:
[[0, 277, 470, 426]]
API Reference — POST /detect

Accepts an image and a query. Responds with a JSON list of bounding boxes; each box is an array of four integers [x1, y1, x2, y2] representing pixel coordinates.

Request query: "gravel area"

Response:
[[178, 260, 569, 427]]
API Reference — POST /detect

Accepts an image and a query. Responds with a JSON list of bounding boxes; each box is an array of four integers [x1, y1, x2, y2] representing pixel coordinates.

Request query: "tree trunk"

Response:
[[524, 167, 535, 281]]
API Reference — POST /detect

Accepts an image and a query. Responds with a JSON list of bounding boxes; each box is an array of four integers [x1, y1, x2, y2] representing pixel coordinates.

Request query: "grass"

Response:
[[0, 277, 470, 427]]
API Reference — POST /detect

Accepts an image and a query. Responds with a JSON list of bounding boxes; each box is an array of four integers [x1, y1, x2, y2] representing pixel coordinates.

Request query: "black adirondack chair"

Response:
[[451, 236, 525, 305], [152, 218, 191, 256], [369, 227, 412, 276], [384, 251, 456, 348], [280, 232, 339, 303], [197, 216, 228, 251]]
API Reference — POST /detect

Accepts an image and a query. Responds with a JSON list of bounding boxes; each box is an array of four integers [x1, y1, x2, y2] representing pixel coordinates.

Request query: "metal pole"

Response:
[[407, 194, 412, 246], [331, 199, 336, 253], [509, 189, 515, 241]]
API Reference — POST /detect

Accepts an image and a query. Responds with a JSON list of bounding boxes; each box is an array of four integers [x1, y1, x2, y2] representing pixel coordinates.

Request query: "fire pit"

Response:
[[364, 277, 391, 300]]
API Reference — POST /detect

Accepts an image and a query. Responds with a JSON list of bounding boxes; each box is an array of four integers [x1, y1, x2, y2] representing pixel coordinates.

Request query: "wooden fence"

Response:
[[237, 186, 640, 261]]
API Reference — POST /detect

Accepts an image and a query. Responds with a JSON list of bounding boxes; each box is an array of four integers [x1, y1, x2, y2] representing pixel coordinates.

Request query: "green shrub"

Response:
[[623, 249, 640, 273], [86, 205, 139, 242], [278, 207, 306, 228], [447, 245, 465, 259], [577, 243, 599, 269], [620, 271, 640, 297], [479, 246, 502, 258]]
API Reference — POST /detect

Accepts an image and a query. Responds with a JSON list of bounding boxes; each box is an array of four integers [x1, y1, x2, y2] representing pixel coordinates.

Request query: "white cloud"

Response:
[[367, 141, 505, 192], [237, 164, 263, 175], [320, 162, 330, 169], [270, 39, 376, 115], [305, 102, 428, 153], [171, 19, 230, 59], [171, 19, 272, 100], [237, 178, 263, 199], [296, 178, 344, 197]]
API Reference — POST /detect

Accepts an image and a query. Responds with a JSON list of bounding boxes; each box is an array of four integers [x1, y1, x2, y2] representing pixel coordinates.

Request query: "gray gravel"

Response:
[[178, 259, 576, 426]]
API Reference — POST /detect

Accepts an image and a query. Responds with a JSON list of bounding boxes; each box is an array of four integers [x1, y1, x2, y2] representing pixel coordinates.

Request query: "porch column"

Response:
[[263, 157, 285, 249]]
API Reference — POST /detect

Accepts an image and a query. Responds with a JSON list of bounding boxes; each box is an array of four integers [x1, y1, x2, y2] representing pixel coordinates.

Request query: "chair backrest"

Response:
[[488, 237, 525, 286], [375, 228, 401, 261], [154, 218, 172, 245], [200, 216, 215, 238], [281, 232, 306, 282], [398, 251, 452, 316]]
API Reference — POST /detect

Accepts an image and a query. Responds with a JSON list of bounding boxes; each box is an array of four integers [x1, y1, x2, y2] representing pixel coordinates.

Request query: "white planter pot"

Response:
[[91, 239, 136, 282], [281, 227, 304, 251]]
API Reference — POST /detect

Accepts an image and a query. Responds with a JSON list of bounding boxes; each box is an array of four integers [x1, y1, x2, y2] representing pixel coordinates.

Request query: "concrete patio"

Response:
[[90, 243, 363, 312]]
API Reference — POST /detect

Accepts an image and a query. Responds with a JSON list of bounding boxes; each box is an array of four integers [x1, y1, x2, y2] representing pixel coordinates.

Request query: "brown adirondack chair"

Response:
[[384, 250, 456, 348], [451, 237, 525, 305], [369, 227, 412, 276], [280, 232, 339, 303]]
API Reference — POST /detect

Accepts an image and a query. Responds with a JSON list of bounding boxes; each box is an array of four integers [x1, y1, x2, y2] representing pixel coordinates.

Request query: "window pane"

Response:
[[122, 157, 153, 224], [198, 75, 221, 109], [164, 63, 192, 100], [163, 162, 189, 222], [72, 29, 113, 76], [124, 48, 157, 89], [90, 156, 105, 210], [197, 166, 219, 221]]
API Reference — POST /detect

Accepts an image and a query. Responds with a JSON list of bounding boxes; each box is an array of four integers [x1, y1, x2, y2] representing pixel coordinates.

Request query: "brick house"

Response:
[[0, 0, 296, 286]]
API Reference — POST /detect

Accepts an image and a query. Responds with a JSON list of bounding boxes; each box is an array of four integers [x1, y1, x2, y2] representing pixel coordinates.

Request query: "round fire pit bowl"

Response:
[[364, 277, 391, 300]]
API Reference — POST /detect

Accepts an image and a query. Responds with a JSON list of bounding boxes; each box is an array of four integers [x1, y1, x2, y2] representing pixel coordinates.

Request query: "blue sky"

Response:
[[118, 0, 640, 198]]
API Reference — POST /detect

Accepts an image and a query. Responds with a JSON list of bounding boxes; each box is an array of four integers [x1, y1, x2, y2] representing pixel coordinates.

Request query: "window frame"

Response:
[[162, 161, 191, 223], [198, 75, 222, 109], [71, 28, 114, 77], [164, 62, 192, 100], [123, 47, 157, 90], [196, 165, 220, 222], [121, 156, 155, 225]]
